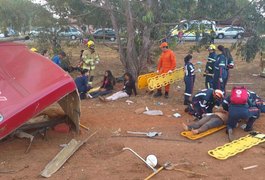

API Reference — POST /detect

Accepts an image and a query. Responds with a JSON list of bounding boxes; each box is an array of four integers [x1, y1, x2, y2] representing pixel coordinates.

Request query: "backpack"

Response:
[[230, 86, 248, 105]]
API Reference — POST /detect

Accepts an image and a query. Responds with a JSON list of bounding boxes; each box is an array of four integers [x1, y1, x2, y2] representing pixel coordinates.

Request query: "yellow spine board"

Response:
[[208, 132, 265, 160], [181, 125, 226, 140], [147, 67, 184, 91], [137, 72, 158, 89], [88, 86, 100, 93]]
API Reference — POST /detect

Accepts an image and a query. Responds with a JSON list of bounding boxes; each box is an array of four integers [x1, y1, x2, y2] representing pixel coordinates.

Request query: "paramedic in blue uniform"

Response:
[[213, 45, 228, 93], [186, 88, 224, 120], [184, 54, 195, 105], [222, 87, 259, 141], [204, 44, 217, 88]]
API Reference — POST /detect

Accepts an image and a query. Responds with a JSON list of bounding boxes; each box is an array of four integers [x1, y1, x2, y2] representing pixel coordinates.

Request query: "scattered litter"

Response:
[[41, 131, 97, 178], [177, 86, 181, 89], [196, 61, 203, 65], [173, 113, 181, 118], [143, 110, 163, 116], [155, 102, 164, 106], [252, 74, 259, 77], [126, 100, 134, 105], [112, 128, 121, 136], [135, 107, 146, 114], [59, 144, 68, 148], [127, 131, 162, 137], [243, 165, 258, 170]]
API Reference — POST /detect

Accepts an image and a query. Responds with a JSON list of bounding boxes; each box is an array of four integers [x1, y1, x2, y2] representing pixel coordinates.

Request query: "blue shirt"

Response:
[[75, 75, 89, 93], [52, 55, 62, 67]]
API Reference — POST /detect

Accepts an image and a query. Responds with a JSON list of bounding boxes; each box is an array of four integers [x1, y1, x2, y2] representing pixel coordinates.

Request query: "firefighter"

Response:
[[80, 40, 100, 85], [186, 88, 224, 120], [153, 42, 176, 98], [213, 45, 228, 93], [184, 54, 195, 105], [204, 44, 217, 89]]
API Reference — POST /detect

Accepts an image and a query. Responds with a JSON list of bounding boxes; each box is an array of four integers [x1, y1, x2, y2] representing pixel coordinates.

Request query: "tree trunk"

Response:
[[124, 1, 138, 79]]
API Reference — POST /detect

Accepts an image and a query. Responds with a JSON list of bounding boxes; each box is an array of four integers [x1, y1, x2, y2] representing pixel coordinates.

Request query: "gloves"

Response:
[[219, 78, 223, 83], [168, 70, 173, 73]]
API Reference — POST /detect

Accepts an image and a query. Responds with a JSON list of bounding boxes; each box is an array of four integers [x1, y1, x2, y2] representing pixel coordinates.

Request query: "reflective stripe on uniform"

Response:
[[184, 93, 191, 96], [195, 93, 206, 97]]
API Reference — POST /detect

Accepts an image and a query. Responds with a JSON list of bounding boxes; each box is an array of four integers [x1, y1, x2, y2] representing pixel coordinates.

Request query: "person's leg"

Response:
[[164, 85, 170, 98], [98, 90, 113, 97], [197, 116, 224, 133], [245, 107, 260, 131], [187, 115, 212, 130], [184, 77, 192, 105], [106, 91, 128, 101]]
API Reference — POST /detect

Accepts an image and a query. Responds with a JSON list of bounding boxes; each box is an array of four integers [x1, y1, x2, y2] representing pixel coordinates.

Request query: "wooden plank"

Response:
[[40, 131, 97, 178]]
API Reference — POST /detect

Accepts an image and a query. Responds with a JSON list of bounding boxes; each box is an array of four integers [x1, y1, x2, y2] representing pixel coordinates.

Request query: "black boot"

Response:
[[164, 92, 169, 98], [244, 118, 255, 132], [153, 90, 162, 97]]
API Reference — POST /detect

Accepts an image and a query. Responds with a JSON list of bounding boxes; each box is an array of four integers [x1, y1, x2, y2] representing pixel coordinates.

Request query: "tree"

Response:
[[0, 0, 54, 34], [45, 0, 264, 78]]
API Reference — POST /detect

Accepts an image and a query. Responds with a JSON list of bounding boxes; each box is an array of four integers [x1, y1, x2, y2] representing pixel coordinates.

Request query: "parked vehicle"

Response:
[[215, 26, 245, 39], [93, 28, 116, 41], [170, 20, 216, 41], [28, 27, 52, 37], [57, 26, 83, 40]]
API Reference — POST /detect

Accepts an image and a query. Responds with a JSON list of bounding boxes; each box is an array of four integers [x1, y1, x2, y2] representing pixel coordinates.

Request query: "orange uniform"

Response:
[[157, 49, 176, 73], [157, 49, 176, 93]]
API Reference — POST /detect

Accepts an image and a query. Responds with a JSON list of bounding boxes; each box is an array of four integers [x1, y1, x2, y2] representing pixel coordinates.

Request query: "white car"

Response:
[[216, 26, 245, 39]]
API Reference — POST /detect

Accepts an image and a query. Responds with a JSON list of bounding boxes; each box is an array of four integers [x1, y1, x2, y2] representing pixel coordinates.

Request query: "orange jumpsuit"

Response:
[[157, 49, 176, 92]]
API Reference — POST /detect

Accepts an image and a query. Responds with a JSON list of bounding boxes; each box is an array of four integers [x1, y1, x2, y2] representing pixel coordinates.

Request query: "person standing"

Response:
[[80, 40, 100, 85], [204, 44, 217, 89], [184, 54, 195, 105], [153, 42, 176, 98], [213, 45, 228, 93]]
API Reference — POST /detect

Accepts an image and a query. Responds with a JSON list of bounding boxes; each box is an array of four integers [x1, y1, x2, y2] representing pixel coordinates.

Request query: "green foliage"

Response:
[[0, 0, 54, 33]]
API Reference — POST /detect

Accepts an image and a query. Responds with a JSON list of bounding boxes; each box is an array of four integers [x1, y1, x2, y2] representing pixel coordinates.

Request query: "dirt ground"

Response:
[[1, 42, 265, 180]]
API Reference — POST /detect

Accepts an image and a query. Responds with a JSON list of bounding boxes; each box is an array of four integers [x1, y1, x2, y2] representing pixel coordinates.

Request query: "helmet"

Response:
[[214, 89, 224, 99], [30, 47, 38, 52], [159, 42, 168, 48], [208, 44, 216, 50], [87, 40, 95, 48]]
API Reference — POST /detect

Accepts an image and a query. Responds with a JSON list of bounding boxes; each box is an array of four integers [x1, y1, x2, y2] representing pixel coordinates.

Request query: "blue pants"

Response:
[[90, 90, 113, 98], [184, 76, 195, 101], [205, 75, 213, 89], [246, 107, 260, 130], [227, 105, 249, 129]]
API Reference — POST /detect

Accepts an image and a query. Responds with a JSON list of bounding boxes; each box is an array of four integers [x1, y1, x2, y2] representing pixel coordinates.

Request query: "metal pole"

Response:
[[123, 147, 157, 172]]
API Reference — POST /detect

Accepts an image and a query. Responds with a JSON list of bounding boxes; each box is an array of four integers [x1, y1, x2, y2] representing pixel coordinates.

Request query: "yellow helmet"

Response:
[[87, 40, 95, 48], [30, 47, 38, 52], [208, 44, 216, 50]]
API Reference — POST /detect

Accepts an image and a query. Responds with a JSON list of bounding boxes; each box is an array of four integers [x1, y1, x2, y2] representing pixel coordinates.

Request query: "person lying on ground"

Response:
[[88, 70, 116, 98], [99, 72, 137, 102], [182, 110, 228, 135]]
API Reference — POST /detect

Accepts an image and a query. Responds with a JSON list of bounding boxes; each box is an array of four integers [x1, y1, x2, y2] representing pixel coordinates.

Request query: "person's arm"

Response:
[[157, 56, 162, 72]]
